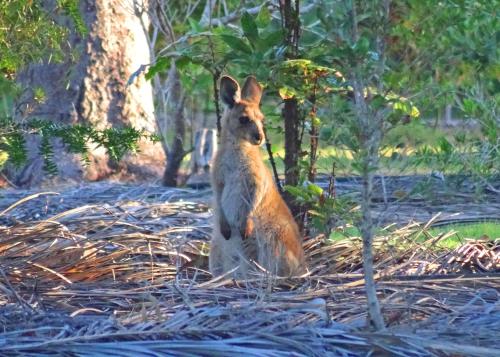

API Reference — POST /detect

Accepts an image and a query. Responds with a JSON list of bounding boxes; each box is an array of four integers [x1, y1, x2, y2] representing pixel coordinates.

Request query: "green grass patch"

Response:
[[181, 120, 484, 178], [327, 222, 499, 249], [329, 225, 361, 241], [427, 221, 500, 248], [262, 120, 486, 177]]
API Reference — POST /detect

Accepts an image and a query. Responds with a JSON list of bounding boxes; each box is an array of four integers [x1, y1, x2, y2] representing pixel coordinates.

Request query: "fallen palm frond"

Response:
[[0, 182, 499, 356]]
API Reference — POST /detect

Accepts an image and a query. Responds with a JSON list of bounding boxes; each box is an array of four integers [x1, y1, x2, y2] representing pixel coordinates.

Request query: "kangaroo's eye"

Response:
[[239, 116, 250, 125]]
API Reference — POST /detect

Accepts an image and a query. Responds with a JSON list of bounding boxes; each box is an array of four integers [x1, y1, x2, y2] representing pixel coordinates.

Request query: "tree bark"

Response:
[[348, 1, 385, 331], [360, 166, 385, 330], [283, 98, 300, 188], [308, 78, 319, 183], [280, 0, 303, 222], [155, 59, 188, 187], [162, 95, 186, 186], [162, 63, 186, 186], [9, 0, 165, 186], [281, 0, 301, 189], [352, 73, 386, 331]]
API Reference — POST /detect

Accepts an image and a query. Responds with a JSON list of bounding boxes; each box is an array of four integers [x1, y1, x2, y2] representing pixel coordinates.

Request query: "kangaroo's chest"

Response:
[[217, 150, 263, 223]]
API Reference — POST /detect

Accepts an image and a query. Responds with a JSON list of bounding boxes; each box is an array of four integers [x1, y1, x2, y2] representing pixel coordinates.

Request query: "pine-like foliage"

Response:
[[0, 116, 158, 174]]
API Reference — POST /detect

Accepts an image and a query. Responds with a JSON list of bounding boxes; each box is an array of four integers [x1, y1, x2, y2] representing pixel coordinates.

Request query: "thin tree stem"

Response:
[[308, 75, 319, 183], [263, 126, 283, 192], [349, 0, 385, 330], [360, 168, 385, 330], [212, 71, 222, 137]]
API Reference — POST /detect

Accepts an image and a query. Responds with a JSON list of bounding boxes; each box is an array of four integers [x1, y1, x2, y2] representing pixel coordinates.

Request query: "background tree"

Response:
[[280, 0, 303, 218], [1, 0, 165, 186], [392, 0, 499, 188], [141, 0, 193, 187]]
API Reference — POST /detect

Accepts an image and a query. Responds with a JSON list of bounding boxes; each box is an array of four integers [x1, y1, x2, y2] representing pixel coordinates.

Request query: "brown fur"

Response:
[[209, 75, 306, 277]]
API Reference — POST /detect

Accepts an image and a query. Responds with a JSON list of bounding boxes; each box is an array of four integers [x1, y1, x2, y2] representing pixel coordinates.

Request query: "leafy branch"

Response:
[[0, 116, 158, 174]]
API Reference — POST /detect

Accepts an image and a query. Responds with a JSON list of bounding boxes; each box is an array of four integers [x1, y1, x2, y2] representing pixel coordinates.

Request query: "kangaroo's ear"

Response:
[[241, 76, 262, 104], [220, 76, 240, 108]]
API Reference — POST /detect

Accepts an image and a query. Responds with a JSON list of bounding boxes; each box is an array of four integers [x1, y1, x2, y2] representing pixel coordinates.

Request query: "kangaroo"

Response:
[[209, 75, 306, 277]]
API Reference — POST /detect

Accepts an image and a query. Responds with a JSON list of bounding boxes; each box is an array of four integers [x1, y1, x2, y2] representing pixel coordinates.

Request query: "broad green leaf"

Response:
[[260, 30, 284, 48], [409, 105, 420, 118], [393, 100, 420, 118], [307, 183, 323, 197], [241, 12, 259, 45], [256, 6, 271, 28], [352, 37, 369, 55], [283, 185, 302, 196], [438, 137, 453, 154], [311, 116, 321, 127], [175, 56, 192, 70], [319, 127, 333, 141], [279, 86, 297, 100], [0, 151, 8, 169], [188, 18, 203, 33], [145, 57, 170, 80], [283, 185, 310, 201], [220, 34, 252, 54], [371, 95, 386, 110], [282, 59, 312, 69], [462, 98, 477, 116]]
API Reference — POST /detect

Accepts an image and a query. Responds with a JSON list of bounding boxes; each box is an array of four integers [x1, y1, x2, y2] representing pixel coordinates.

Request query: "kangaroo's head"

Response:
[[220, 75, 264, 146]]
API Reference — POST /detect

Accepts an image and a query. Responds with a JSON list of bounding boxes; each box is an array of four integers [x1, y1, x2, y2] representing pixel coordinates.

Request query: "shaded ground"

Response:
[[320, 174, 500, 226], [0, 176, 499, 356], [2, 174, 499, 227]]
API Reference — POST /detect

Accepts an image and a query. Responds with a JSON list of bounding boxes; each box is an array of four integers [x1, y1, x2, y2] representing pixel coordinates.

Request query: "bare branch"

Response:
[[200, 0, 216, 25], [199, 2, 269, 27], [184, 0, 203, 24]]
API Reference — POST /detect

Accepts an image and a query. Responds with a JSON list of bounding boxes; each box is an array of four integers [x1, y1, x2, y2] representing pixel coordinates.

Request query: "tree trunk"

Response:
[[308, 80, 319, 183], [280, 0, 303, 222], [281, 0, 300, 189], [348, 0, 385, 330], [9, 0, 165, 187], [186, 128, 217, 188], [283, 98, 300, 188], [162, 98, 186, 186], [160, 62, 188, 187], [352, 72, 386, 331], [360, 166, 385, 330]]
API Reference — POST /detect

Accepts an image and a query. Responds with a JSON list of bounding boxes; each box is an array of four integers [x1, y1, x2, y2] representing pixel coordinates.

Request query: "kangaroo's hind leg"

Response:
[[210, 233, 251, 278], [209, 235, 225, 276]]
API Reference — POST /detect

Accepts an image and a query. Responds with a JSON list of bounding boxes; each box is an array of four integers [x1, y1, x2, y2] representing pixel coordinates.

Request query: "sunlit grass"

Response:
[[261, 120, 484, 177], [328, 222, 500, 249], [182, 120, 482, 178], [262, 143, 441, 176], [329, 225, 361, 240], [427, 222, 500, 248]]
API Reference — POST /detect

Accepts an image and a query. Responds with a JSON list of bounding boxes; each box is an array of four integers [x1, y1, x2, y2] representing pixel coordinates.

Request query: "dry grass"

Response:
[[0, 182, 499, 356]]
